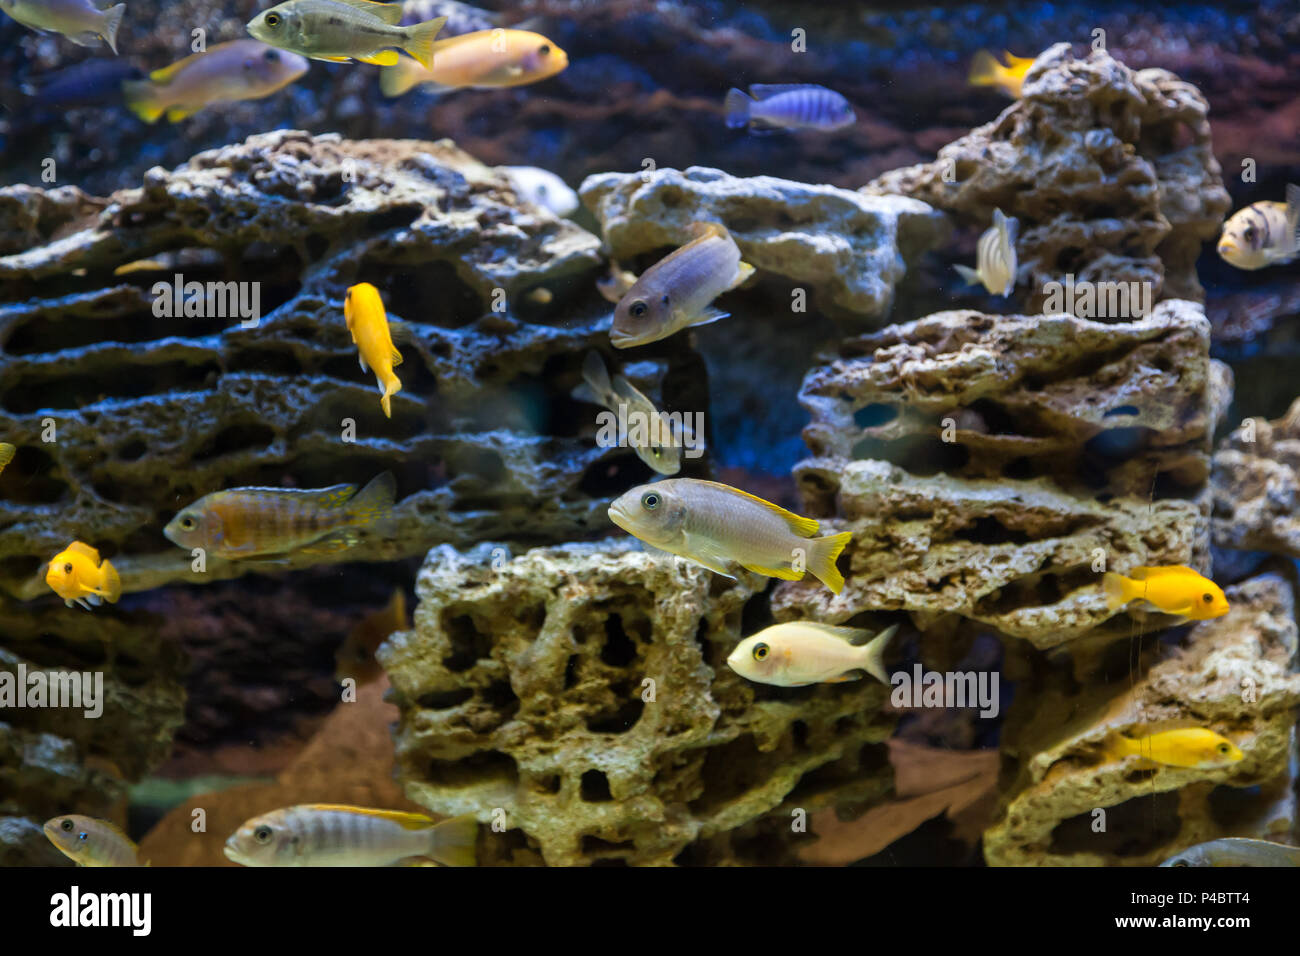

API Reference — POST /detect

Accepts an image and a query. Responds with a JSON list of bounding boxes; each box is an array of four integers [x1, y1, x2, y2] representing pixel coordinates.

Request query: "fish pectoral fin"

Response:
[[165, 106, 198, 122], [678, 537, 736, 578], [69, 31, 103, 48], [953, 263, 982, 286], [313, 55, 354, 63], [356, 51, 402, 66], [824, 670, 864, 684], [686, 306, 730, 328], [738, 561, 802, 581], [297, 531, 360, 555], [358, 353, 369, 373]]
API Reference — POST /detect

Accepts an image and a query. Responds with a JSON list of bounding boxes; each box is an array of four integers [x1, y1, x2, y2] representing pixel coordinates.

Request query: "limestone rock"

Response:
[[580, 165, 948, 322], [863, 44, 1231, 309], [1212, 397, 1300, 558], [984, 573, 1300, 866], [380, 540, 896, 866]]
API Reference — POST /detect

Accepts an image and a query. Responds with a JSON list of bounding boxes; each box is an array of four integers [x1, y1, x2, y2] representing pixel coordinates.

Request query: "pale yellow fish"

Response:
[[1217, 185, 1300, 270], [575, 351, 683, 475], [247, 0, 446, 68], [1102, 728, 1244, 769], [608, 478, 851, 592], [44, 815, 145, 866], [954, 207, 1017, 296], [344, 282, 403, 418], [379, 28, 567, 95], [968, 49, 1037, 98], [0, 0, 125, 53], [1103, 565, 1229, 620], [727, 622, 898, 687], [224, 804, 478, 866], [123, 40, 308, 124], [611, 222, 754, 348]]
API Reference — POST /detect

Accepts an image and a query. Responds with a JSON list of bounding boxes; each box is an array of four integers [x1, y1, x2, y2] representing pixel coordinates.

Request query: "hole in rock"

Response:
[[0, 445, 66, 503], [1049, 791, 1179, 857], [3, 360, 222, 413], [854, 403, 898, 429], [442, 613, 492, 672], [193, 423, 277, 461], [600, 614, 637, 667], [417, 687, 474, 710], [580, 770, 613, 802], [586, 697, 644, 734]]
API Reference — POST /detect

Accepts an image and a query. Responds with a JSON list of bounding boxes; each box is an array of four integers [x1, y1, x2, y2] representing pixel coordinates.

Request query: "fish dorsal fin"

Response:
[[148, 52, 201, 85], [332, 0, 405, 23], [291, 483, 359, 509], [748, 83, 818, 99], [699, 480, 820, 536], [994, 208, 1019, 250], [1129, 565, 1198, 581], [67, 541, 102, 564], [1003, 51, 1036, 69], [793, 621, 875, 645], [299, 804, 433, 829], [687, 220, 728, 241]]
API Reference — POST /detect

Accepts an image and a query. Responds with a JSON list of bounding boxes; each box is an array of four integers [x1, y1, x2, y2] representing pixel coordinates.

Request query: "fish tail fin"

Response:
[[380, 374, 401, 418], [858, 623, 898, 684], [102, 3, 125, 55], [807, 531, 852, 594], [1103, 571, 1133, 611], [724, 88, 752, 128], [429, 814, 478, 867], [379, 58, 423, 97], [967, 49, 1004, 88], [1286, 183, 1300, 252], [346, 471, 397, 525], [731, 260, 756, 289], [122, 80, 164, 123], [101, 559, 122, 604], [953, 263, 981, 286], [1102, 732, 1136, 761], [402, 16, 448, 70]]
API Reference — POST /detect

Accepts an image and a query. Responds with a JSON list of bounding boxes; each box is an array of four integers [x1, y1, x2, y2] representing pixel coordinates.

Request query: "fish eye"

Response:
[[752, 642, 770, 661], [1218, 743, 1231, 753], [60, 819, 74, 832], [180, 516, 196, 530], [1244, 226, 1257, 243], [264, 49, 279, 61], [63, 563, 73, 574], [265, 12, 280, 25], [1202, 593, 1213, 603], [661, 293, 670, 306], [629, 299, 648, 318], [538, 44, 550, 55], [254, 825, 274, 844], [641, 491, 660, 510]]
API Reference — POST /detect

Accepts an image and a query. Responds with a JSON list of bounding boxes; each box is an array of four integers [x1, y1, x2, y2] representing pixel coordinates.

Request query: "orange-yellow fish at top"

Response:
[[968, 50, 1037, 99], [1102, 728, 1244, 769], [45, 541, 121, 610], [335, 588, 408, 685], [344, 282, 402, 418], [1103, 565, 1230, 620]]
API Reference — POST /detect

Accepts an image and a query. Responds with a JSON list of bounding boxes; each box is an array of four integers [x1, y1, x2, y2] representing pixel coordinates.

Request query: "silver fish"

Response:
[[575, 351, 683, 475], [955, 207, 1017, 296], [724, 84, 855, 132], [1161, 838, 1300, 867], [247, 0, 445, 67], [0, 0, 125, 52]]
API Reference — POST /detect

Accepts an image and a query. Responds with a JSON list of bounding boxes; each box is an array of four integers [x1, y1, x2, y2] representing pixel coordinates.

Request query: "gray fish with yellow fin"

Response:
[[247, 0, 446, 67], [1161, 838, 1300, 867], [124, 40, 308, 123], [0, 0, 125, 53]]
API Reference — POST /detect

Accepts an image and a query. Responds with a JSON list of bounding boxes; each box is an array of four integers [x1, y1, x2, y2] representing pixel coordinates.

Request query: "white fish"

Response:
[[500, 165, 579, 217], [727, 622, 898, 687], [955, 208, 1018, 296]]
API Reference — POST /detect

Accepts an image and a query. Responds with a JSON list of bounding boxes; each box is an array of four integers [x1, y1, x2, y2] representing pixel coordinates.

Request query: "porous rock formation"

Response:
[[1211, 397, 1300, 559], [985, 573, 1300, 866], [580, 165, 948, 322], [380, 540, 896, 866], [864, 43, 1231, 309]]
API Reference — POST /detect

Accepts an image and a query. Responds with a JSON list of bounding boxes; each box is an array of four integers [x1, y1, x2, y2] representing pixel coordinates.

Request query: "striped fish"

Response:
[[224, 804, 478, 867], [1218, 185, 1300, 270], [44, 815, 146, 867], [955, 208, 1018, 296], [163, 472, 396, 559], [724, 84, 855, 132]]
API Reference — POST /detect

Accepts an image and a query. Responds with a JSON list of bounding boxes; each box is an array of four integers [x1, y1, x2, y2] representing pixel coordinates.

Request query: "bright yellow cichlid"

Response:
[[1103, 728, 1244, 769], [335, 588, 407, 685], [224, 804, 478, 866], [968, 49, 1037, 98], [247, 0, 446, 68], [379, 28, 567, 96], [0, 0, 125, 53], [1103, 565, 1230, 619], [954, 208, 1017, 296], [611, 222, 754, 348], [123, 40, 308, 124], [163, 472, 396, 560], [1217, 185, 1300, 270], [608, 478, 852, 593], [344, 282, 403, 418], [45, 541, 121, 610], [575, 351, 682, 475], [44, 815, 146, 866], [0, 442, 14, 474], [728, 622, 898, 687]]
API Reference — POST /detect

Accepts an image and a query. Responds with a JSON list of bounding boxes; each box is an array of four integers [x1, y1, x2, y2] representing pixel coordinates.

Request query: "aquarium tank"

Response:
[[1, 0, 1299, 879]]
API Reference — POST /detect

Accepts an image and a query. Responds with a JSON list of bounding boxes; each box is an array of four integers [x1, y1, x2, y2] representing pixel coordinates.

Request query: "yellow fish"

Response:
[[954, 208, 1018, 296], [247, 0, 446, 68], [335, 588, 407, 685], [1103, 565, 1229, 619], [1103, 728, 1244, 769], [123, 40, 308, 124], [45, 541, 121, 610], [224, 804, 478, 866], [344, 282, 403, 418], [379, 28, 567, 96], [163, 472, 396, 560], [0, 442, 14, 474], [0, 0, 125, 53], [608, 478, 852, 593], [1217, 185, 1300, 270], [968, 49, 1037, 99], [727, 622, 898, 687], [44, 815, 146, 866]]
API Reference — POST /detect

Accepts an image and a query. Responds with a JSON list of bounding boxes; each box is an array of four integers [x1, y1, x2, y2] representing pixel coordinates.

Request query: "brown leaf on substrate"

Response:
[[796, 739, 998, 866]]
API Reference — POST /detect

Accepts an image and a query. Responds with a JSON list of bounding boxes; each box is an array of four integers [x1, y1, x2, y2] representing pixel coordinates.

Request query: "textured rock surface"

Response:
[[864, 44, 1231, 310], [0, 129, 721, 601], [580, 165, 948, 322], [1212, 397, 1300, 559], [380, 539, 896, 866], [984, 573, 1300, 866]]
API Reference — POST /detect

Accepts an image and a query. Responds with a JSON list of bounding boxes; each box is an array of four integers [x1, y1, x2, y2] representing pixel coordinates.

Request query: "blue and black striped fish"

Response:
[[724, 84, 855, 132]]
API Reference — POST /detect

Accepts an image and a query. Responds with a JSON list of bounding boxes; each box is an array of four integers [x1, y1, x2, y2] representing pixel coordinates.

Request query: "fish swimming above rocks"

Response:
[[0, 0, 125, 53], [1102, 728, 1244, 769], [44, 815, 145, 867], [1217, 185, 1300, 270], [378, 28, 567, 95], [224, 804, 478, 866], [611, 222, 754, 348], [247, 0, 446, 68], [1103, 565, 1230, 619], [724, 83, 855, 132], [24, 58, 144, 110], [1161, 837, 1300, 867], [499, 165, 579, 217], [574, 350, 684, 475], [123, 40, 308, 123], [728, 622, 898, 687], [163, 472, 397, 560], [335, 588, 407, 685], [954, 208, 1018, 296], [344, 282, 403, 418], [968, 49, 1036, 98], [45, 541, 121, 610], [608, 478, 852, 592]]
